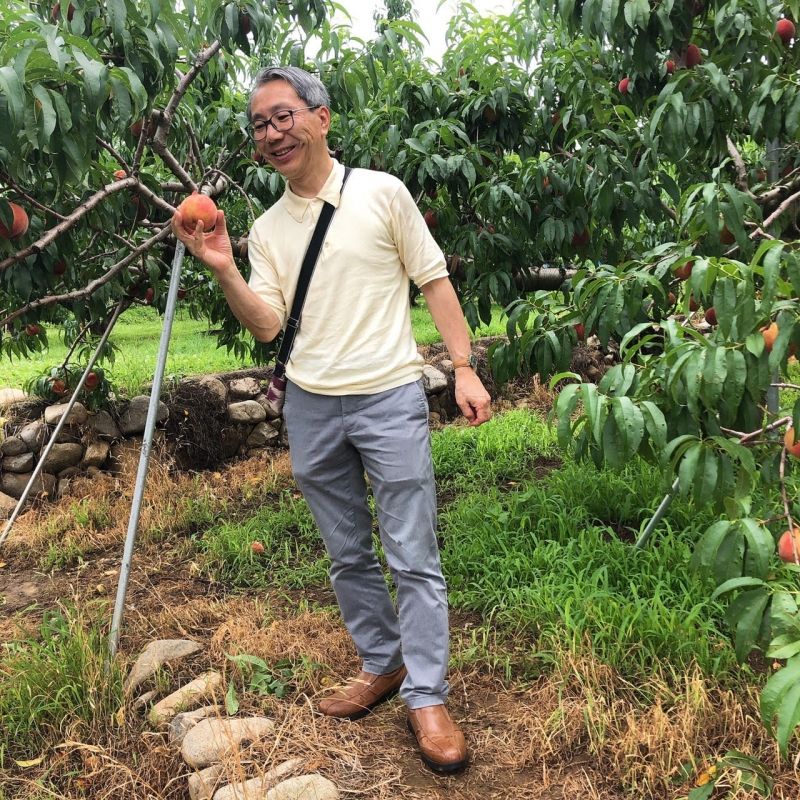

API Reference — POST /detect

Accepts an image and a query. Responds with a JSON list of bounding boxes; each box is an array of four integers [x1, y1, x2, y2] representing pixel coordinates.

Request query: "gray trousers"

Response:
[[283, 378, 449, 709]]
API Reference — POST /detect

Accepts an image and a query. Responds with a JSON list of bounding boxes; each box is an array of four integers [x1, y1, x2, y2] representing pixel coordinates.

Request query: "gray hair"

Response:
[[247, 67, 331, 120]]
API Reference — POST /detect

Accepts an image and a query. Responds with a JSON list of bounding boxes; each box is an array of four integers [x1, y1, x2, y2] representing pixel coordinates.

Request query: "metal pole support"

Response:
[[0, 300, 126, 551], [635, 477, 680, 550], [108, 241, 186, 659]]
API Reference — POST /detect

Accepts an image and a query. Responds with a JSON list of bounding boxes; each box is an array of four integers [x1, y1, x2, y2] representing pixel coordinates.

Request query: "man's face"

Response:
[[250, 80, 330, 182]]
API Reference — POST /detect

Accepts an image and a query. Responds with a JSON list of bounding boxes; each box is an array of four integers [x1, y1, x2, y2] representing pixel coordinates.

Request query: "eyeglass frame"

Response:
[[247, 106, 321, 141]]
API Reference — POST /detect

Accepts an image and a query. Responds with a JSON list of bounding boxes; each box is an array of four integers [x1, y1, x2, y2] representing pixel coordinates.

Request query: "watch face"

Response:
[[468, 354, 478, 369]]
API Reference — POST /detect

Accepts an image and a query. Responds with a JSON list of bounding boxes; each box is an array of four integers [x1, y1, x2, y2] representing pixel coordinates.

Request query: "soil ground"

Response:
[[2, 369, 799, 799]]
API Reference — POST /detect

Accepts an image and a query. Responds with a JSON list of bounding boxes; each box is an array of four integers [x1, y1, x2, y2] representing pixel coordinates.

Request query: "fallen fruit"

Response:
[[778, 527, 800, 562], [178, 193, 218, 234], [704, 307, 717, 325], [251, 541, 265, 554]]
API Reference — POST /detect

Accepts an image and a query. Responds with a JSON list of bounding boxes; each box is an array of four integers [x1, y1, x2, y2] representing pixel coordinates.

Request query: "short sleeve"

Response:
[[389, 181, 448, 288], [247, 221, 287, 328]]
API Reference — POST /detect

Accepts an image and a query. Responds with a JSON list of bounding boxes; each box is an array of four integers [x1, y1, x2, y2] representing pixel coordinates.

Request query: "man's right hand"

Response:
[[171, 208, 236, 276]]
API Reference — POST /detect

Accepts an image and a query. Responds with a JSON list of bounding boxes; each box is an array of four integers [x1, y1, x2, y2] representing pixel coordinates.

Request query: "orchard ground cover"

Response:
[[2, 401, 800, 799]]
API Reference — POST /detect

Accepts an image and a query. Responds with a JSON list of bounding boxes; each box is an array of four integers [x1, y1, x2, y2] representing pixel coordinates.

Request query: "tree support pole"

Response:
[[108, 242, 185, 659], [0, 299, 126, 551], [635, 476, 680, 550]]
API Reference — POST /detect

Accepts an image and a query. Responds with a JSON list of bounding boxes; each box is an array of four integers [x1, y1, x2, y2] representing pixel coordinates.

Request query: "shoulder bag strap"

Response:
[[272, 166, 352, 378]]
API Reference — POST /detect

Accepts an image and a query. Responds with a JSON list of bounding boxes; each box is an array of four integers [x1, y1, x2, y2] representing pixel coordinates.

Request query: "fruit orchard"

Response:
[[3, 0, 800, 760]]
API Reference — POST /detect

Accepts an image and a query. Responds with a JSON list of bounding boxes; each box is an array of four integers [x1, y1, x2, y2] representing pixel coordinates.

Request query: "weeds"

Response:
[[196, 489, 328, 589], [0, 605, 124, 767]]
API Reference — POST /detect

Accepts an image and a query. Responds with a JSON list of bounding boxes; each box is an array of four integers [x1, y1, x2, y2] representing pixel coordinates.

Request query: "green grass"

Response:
[[0, 302, 506, 393], [196, 407, 743, 685], [0, 606, 124, 766], [196, 489, 329, 589]]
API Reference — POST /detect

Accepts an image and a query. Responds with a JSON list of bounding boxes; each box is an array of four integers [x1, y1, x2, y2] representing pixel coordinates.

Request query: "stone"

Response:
[[263, 775, 339, 800], [0, 388, 28, 409], [18, 420, 47, 453], [245, 423, 279, 449], [132, 690, 157, 712], [189, 764, 225, 800], [124, 638, 203, 696], [2, 452, 35, 473], [422, 365, 448, 394], [40, 443, 83, 474], [81, 441, 110, 468], [211, 759, 305, 800], [44, 401, 88, 426], [0, 491, 17, 518], [278, 421, 288, 448], [169, 705, 223, 746], [218, 427, 243, 460], [58, 466, 81, 479], [119, 396, 169, 436], [148, 671, 224, 727], [87, 410, 120, 439], [0, 471, 56, 500], [181, 717, 276, 769], [228, 377, 261, 400], [428, 412, 441, 424], [194, 376, 228, 406], [227, 401, 266, 424], [254, 394, 282, 422], [0, 436, 27, 456], [54, 427, 82, 444]]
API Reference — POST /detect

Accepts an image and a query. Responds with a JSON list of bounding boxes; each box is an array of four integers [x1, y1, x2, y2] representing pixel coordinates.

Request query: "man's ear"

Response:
[[317, 105, 331, 136]]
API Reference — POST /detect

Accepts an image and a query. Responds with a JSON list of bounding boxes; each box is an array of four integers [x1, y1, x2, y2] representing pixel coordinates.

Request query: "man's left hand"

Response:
[[455, 369, 492, 427]]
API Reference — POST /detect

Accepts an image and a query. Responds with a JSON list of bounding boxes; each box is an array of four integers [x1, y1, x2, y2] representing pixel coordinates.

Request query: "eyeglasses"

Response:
[[247, 106, 319, 141]]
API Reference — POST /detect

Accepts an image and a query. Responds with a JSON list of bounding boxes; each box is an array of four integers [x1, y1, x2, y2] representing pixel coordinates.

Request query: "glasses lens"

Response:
[[272, 110, 295, 131], [250, 122, 267, 140]]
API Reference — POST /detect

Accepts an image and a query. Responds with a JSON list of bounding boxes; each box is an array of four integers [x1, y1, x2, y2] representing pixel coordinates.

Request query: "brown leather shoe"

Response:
[[318, 665, 406, 721], [407, 704, 468, 773]]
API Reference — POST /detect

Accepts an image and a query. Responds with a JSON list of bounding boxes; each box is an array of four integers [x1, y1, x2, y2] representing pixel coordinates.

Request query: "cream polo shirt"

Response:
[[247, 160, 448, 395]]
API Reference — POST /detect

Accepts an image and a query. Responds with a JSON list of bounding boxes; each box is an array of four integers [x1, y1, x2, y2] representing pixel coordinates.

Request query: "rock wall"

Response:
[[0, 349, 482, 515]]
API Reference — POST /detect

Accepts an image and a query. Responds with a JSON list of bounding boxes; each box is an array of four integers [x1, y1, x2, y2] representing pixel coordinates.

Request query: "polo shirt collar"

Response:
[[282, 160, 345, 223]]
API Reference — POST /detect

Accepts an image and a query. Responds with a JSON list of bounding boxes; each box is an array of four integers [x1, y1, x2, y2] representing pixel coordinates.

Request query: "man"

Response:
[[172, 66, 491, 773]]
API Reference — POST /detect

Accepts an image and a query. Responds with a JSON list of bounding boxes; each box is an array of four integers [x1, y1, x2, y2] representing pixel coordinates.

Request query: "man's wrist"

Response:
[[452, 353, 478, 370]]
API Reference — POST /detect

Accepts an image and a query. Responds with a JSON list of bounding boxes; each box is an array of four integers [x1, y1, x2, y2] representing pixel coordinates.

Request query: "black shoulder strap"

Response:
[[272, 166, 352, 377]]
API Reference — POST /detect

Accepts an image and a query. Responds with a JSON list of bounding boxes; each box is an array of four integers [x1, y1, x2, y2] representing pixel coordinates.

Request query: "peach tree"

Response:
[[4, 0, 800, 757]]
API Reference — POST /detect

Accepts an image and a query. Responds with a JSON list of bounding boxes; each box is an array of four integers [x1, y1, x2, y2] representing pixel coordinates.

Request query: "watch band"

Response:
[[453, 354, 477, 370]]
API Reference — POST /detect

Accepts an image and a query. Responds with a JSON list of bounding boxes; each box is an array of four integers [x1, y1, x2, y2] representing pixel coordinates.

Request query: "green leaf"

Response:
[[710, 575, 767, 600], [726, 587, 769, 663], [225, 680, 239, 716]]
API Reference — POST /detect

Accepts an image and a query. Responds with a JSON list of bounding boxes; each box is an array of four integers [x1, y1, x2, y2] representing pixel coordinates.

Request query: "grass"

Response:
[[0, 302, 506, 393], [0, 606, 124, 767], [195, 407, 742, 686]]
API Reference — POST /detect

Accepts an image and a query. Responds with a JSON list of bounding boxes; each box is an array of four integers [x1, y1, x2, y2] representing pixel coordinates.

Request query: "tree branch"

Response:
[[762, 189, 800, 229], [726, 136, 751, 194], [0, 225, 173, 327], [0, 177, 139, 272]]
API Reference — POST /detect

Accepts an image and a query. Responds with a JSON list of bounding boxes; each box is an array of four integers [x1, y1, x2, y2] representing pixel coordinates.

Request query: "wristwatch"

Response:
[[452, 353, 478, 370]]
